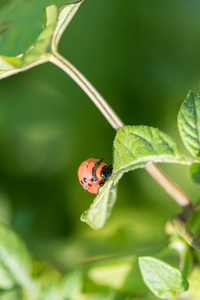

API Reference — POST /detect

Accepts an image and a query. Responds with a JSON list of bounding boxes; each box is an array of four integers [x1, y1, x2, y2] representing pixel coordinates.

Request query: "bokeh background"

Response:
[[0, 0, 200, 280]]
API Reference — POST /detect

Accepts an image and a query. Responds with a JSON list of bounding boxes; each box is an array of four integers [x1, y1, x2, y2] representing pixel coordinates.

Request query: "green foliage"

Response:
[[81, 124, 188, 231], [0, 0, 81, 55], [139, 256, 189, 299], [1, 1, 200, 299], [82, 92, 200, 231], [1, 5, 57, 69], [112, 125, 184, 183], [178, 91, 200, 157], [81, 180, 117, 230], [0, 0, 83, 79]]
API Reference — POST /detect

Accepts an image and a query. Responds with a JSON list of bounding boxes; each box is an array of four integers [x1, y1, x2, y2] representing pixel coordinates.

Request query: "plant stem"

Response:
[[48, 51, 191, 207], [48, 52, 123, 130], [145, 163, 190, 207], [171, 217, 200, 252]]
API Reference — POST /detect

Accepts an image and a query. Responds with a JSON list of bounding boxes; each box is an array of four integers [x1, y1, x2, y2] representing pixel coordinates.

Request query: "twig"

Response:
[[48, 52, 123, 130], [171, 217, 200, 252]]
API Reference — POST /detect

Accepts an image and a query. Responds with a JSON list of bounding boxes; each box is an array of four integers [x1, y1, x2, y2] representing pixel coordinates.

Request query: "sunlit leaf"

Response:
[[0, 5, 57, 79], [178, 91, 200, 157], [81, 180, 117, 230], [0, 0, 82, 56], [139, 256, 189, 299], [0, 1, 83, 79], [52, 1, 83, 51], [112, 125, 184, 183]]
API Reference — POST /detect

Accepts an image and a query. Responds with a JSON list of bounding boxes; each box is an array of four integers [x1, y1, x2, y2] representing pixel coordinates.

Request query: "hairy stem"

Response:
[[48, 51, 191, 207]]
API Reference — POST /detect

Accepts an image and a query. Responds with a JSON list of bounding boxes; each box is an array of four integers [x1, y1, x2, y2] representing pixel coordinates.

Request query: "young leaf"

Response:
[[0, 222, 32, 288], [178, 91, 200, 157], [190, 163, 200, 184], [51, 1, 83, 51], [0, 1, 83, 79], [139, 256, 189, 299], [81, 180, 117, 230], [113, 125, 184, 183], [0, 5, 58, 79]]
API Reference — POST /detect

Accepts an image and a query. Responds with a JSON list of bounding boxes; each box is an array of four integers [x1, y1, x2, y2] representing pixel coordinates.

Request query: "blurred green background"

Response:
[[0, 0, 200, 279]]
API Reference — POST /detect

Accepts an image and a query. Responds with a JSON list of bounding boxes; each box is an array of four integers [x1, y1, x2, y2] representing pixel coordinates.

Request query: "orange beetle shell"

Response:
[[78, 158, 111, 194]]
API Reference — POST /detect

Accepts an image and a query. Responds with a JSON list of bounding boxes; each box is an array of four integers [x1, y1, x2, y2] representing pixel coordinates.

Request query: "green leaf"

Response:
[[0, 5, 57, 79], [190, 163, 200, 184], [81, 180, 117, 230], [0, 0, 82, 56], [113, 125, 184, 183], [0, 1, 83, 79], [0, 222, 32, 288], [139, 256, 189, 299], [178, 91, 200, 157], [51, 2, 83, 51]]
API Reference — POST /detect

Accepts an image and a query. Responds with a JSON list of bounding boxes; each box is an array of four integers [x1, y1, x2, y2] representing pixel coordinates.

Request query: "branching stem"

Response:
[[48, 51, 191, 207]]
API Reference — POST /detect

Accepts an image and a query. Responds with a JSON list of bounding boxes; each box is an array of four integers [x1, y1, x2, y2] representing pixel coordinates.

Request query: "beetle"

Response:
[[78, 158, 112, 194]]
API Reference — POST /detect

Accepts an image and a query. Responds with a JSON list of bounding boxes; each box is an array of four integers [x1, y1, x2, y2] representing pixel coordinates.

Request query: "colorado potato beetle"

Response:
[[78, 158, 112, 194]]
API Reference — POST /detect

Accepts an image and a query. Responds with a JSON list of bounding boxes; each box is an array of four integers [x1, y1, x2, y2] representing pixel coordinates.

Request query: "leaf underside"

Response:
[[0, 0, 82, 56], [0, 0, 83, 79], [81, 180, 117, 230]]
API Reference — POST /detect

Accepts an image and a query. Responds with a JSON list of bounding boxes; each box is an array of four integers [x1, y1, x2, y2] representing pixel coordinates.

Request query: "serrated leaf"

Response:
[[0, 1, 83, 79], [178, 91, 200, 157], [190, 163, 200, 184], [0, 222, 32, 288], [113, 125, 184, 183], [81, 180, 117, 230], [139, 256, 189, 299]]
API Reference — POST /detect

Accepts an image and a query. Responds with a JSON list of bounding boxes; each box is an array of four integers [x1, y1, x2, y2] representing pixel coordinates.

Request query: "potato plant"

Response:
[[1, 1, 200, 299]]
